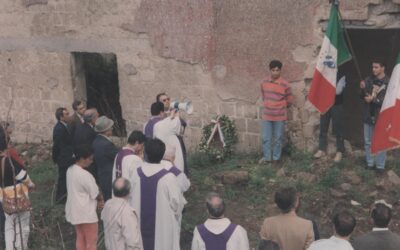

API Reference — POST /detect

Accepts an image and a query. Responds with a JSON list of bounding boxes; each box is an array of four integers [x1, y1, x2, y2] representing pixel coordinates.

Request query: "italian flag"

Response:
[[308, 3, 351, 113], [371, 54, 400, 154]]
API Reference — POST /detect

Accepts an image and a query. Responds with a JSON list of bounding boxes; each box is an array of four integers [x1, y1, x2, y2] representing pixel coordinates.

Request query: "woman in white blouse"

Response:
[[65, 145, 104, 250]]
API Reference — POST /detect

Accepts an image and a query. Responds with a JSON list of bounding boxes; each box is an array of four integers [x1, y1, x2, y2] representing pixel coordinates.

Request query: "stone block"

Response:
[[217, 170, 249, 185], [219, 102, 236, 117], [188, 116, 202, 128], [243, 104, 258, 119], [239, 133, 261, 152], [247, 119, 260, 134], [233, 118, 246, 132]]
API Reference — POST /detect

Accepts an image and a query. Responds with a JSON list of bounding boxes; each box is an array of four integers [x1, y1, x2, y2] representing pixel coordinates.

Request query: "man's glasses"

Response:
[[161, 98, 170, 102]]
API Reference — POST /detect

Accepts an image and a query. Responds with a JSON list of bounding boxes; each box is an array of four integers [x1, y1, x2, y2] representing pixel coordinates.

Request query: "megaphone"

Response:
[[171, 101, 193, 115]]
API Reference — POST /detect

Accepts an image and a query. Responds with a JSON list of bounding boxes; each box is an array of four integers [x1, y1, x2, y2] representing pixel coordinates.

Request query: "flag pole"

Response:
[[333, 0, 363, 81]]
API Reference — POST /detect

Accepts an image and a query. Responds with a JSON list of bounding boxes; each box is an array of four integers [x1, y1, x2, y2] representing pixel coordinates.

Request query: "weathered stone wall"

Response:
[[0, 0, 399, 152]]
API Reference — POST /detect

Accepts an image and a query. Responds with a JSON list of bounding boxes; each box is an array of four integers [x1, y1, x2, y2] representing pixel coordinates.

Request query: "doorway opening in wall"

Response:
[[340, 29, 400, 148], [71, 52, 126, 137]]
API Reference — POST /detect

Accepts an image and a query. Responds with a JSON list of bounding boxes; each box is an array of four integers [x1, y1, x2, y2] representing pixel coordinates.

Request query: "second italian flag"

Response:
[[371, 54, 400, 154]]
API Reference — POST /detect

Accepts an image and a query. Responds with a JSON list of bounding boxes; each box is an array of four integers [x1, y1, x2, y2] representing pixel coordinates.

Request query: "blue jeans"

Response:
[[262, 120, 285, 161], [364, 123, 386, 169]]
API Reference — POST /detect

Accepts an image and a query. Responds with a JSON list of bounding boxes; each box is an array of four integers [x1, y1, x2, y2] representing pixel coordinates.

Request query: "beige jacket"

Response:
[[260, 212, 314, 250]]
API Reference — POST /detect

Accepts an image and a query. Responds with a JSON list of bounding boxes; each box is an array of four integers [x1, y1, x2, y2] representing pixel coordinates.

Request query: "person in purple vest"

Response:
[[112, 130, 146, 185], [143, 102, 165, 139], [191, 192, 250, 250], [131, 138, 183, 250]]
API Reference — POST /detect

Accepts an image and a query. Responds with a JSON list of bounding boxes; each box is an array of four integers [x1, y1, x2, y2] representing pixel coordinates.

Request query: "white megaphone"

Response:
[[171, 101, 194, 114]]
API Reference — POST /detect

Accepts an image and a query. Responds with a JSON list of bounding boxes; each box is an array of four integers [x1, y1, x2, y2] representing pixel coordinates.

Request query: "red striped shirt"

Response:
[[260, 77, 293, 121]]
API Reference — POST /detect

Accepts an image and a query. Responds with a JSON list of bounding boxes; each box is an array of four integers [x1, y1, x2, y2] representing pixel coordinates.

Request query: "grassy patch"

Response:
[[318, 167, 340, 190]]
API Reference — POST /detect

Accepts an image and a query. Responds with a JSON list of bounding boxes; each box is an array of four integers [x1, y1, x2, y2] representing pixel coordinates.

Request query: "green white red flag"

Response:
[[371, 54, 400, 154], [307, 3, 351, 113]]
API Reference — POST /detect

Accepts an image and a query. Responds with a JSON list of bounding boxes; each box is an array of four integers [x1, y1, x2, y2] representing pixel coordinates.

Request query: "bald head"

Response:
[[112, 178, 131, 198], [206, 192, 225, 219], [83, 108, 99, 125]]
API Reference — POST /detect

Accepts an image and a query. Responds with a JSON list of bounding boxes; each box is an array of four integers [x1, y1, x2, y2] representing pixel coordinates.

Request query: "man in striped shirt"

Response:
[[259, 60, 293, 164]]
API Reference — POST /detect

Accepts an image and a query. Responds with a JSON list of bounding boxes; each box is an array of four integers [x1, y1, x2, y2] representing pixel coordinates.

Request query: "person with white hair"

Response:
[[161, 145, 190, 193]]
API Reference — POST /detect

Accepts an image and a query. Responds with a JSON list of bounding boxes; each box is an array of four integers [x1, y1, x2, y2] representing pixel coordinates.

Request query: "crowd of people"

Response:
[[0, 57, 398, 250]]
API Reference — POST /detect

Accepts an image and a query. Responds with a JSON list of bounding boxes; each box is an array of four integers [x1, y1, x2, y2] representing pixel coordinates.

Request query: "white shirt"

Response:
[[308, 236, 353, 250], [65, 164, 99, 225], [191, 218, 250, 250], [101, 197, 143, 250], [154, 118, 185, 173]]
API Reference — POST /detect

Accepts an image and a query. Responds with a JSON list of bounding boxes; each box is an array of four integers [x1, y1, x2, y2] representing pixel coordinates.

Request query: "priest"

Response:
[[131, 139, 183, 250], [191, 192, 250, 250]]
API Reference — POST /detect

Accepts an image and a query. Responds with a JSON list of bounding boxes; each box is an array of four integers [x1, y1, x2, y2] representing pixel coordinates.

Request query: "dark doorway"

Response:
[[71, 52, 126, 137], [341, 29, 400, 148]]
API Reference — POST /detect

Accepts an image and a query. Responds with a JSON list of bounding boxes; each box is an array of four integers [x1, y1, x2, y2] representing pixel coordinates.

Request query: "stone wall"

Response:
[[0, 0, 399, 152]]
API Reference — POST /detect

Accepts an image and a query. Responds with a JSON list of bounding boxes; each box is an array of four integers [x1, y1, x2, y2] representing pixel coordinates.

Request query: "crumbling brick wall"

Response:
[[0, 0, 398, 152]]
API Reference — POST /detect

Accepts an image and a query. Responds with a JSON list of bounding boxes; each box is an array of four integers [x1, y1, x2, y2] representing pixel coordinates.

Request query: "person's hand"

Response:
[[28, 182, 35, 191], [360, 80, 366, 89], [372, 85, 379, 93], [169, 108, 179, 119], [364, 95, 373, 103], [97, 200, 105, 210]]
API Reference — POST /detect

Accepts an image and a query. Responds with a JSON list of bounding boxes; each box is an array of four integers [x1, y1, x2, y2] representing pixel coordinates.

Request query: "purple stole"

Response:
[[137, 167, 169, 250], [168, 166, 181, 176], [115, 148, 135, 178], [197, 223, 237, 250], [144, 117, 162, 139]]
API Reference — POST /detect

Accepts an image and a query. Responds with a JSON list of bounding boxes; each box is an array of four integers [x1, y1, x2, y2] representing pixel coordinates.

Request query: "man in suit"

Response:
[[92, 116, 119, 201], [73, 108, 99, 147], [260, 186, 314, 250], [353, 200, 400, 250], [74, 108, 99, 177], [52, 107, 75, 204], [68, 100, 86, 137]]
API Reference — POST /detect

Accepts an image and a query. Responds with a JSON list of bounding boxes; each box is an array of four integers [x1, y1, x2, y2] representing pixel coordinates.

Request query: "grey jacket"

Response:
[[352, 230, 400, 250]]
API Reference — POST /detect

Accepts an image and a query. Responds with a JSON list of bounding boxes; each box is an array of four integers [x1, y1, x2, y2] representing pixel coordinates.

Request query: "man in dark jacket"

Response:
[[353, 200, 400, 250], [74, 108, 99, 177], [52, 107, 74, 204], [360, 60, 389, 172], [92, 116, 118, 201], [68, 100, 86, 137]]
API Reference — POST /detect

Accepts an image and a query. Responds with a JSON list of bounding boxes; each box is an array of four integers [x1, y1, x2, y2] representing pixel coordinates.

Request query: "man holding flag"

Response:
[[371, 54, 400, 167], [361, 60, 389, 172], [307, 0, 351, 115]]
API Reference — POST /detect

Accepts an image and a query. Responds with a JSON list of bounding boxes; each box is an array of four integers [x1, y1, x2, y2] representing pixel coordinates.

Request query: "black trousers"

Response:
[[55, 163, 69, 204], [318, 104, 345, 153]]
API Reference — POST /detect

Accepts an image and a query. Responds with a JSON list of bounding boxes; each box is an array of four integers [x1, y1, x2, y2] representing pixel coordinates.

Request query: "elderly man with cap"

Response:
[[353, 200, 400, 250], [92, 116, 119, 201]]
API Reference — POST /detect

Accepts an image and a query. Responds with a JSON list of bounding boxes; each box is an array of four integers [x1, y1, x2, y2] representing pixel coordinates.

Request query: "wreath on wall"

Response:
[[199, 115, 238, 161]]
